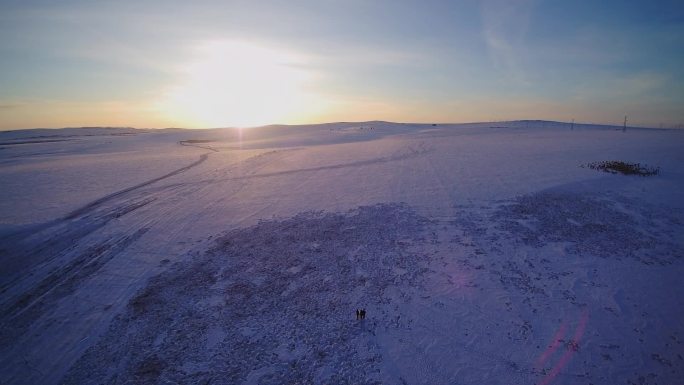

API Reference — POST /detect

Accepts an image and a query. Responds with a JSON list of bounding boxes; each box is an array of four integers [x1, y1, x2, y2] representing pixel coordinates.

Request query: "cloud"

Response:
[[480, 0, 539, 82]]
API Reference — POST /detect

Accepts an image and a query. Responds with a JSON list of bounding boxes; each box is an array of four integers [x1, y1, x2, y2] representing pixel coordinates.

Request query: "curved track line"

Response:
[[66, 151, 211, 219], [174, 143, 433, 186], [1, 144, 213, 289], [179, 140, 219, 153]]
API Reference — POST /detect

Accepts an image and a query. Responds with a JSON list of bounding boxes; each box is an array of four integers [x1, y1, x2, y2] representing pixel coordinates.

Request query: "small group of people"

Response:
[[355, 308, 367, 320]]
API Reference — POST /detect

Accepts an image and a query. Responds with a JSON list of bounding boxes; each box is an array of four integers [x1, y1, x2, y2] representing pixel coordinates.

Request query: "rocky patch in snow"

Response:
[[62, 204, 433, 385], [494, 192, 680, 265]]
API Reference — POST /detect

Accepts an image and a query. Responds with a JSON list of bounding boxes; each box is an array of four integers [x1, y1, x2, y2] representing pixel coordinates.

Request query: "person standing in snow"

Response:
[[356, 309, 360, 320]]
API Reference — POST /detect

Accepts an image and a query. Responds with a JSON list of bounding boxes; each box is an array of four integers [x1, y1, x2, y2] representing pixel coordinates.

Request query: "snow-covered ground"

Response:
[[0, 121, 682, 384]]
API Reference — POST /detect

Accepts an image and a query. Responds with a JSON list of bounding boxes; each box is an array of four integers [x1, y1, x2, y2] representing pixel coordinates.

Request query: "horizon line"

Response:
[[1, 119, 681, 133]]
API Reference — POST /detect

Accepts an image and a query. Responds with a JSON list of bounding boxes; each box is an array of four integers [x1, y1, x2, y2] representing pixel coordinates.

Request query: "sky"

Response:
[[1, 0, 683, 129]]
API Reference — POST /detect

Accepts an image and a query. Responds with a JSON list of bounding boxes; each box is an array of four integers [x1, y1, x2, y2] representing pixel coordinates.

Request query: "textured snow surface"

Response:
[[1, 121, 683, 385], [63, 204, 432, 384]]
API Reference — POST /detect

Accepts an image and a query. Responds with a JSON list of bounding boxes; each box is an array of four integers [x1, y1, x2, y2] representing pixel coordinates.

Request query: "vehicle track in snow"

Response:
[[0, 144, 305, 385], [163, 141, 433, 187], [0, 143, 216, 338], [66, 149, 212, 220], [0, 153, 210, 294]]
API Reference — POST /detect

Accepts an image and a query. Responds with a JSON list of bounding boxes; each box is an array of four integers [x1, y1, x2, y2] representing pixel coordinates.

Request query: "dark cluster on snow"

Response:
[[584, 161, 660, 176]]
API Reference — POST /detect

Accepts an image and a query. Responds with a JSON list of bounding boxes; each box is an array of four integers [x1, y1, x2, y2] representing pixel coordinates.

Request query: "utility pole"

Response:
[[623, 116, 627, 132]]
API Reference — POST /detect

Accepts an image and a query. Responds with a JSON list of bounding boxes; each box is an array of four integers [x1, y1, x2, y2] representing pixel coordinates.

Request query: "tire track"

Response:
[[66, 150, 212, 219], [1, 143, 214, 286], [170, 143, 433, 187], [0, 147, 305, 385], [0, 227, 150, 355], [179, 140, 219, 153]]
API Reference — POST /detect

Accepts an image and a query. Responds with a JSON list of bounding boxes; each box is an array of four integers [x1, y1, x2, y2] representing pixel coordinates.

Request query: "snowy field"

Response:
[[0, 121, 683, 384]]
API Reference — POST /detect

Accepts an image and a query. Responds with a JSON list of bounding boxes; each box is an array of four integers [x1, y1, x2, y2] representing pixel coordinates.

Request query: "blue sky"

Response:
[[1, 0, 683, 129]]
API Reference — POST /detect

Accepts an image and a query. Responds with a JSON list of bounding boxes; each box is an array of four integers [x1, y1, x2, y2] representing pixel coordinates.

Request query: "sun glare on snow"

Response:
[[159, 41, 317, 128]]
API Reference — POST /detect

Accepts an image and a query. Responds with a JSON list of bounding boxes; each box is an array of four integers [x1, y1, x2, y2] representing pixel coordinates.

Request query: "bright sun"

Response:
[[159, 41, 316, 128]]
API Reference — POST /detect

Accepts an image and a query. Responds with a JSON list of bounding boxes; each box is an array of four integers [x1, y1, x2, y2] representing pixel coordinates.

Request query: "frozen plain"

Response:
[[0, 121, 682, 385]]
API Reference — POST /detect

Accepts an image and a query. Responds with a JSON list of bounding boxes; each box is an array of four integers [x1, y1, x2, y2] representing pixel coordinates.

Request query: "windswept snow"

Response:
[[1, 121, 683, 385]]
